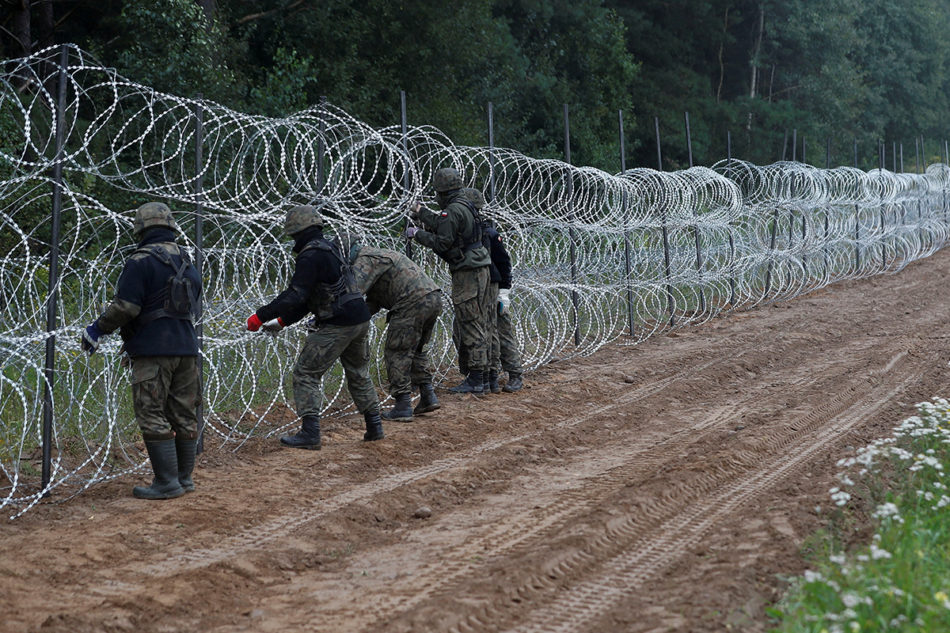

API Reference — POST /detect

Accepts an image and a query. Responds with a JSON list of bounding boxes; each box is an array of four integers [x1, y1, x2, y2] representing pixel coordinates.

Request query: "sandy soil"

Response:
[[2, 247, 948, 633]]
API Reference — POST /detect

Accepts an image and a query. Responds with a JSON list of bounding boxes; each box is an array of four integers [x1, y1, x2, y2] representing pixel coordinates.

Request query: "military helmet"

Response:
[[433, 167, 463, 192], [132, 202, 178, 238], [283, 204, 324, 236], [462, 187, 486, 210]]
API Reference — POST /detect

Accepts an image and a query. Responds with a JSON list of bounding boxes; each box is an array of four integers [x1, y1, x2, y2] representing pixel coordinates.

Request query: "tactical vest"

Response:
[[122, 244, 198, 341], [434, 199, 484, 266], [299, 236, 363, 322]]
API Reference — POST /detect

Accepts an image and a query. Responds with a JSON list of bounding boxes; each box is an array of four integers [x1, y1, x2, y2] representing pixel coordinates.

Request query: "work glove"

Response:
[[246, 313, 263, 332], [262, 317, 285, 333], [405, 226, 419, 239], [81, 321, 103, 355], [498, 289, 511, 316]]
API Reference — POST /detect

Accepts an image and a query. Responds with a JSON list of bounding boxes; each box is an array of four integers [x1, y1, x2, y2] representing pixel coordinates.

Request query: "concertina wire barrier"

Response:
[[2, 45, 949, 518]]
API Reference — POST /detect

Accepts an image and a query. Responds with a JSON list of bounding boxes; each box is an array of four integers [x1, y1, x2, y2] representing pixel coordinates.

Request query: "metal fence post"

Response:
[[41, 44, 70, 492], [194, 95, 207, 454], [618, 109, 634, 337], [488, 102, 496, 203], [400, 90, 412, 259], [317, 96, 327, 190], [854, 139, 861, 271], [684, 112, 705, 313], [879, 141, 887, 271], [726, 130, 737, 306], [655, 116, 675, 326], [564, 104, 580, 346]]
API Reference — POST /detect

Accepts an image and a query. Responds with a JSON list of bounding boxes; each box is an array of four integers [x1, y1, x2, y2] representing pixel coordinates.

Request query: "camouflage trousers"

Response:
[[489, 283, 524, 374], [385, 290, 442, 396], [131, 355, 200, 441], [293, 321, 379, 417], [451, 266, 492, 374]]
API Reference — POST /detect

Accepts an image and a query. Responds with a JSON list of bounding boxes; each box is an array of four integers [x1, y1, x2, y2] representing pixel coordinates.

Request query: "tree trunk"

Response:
[[716, 6, 731, 103], [9, 0, 31, 57], [746, 2, 764, 132], [36, 0, 55, 50]]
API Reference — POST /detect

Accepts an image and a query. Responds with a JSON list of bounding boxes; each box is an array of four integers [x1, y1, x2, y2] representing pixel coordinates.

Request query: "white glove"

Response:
[[262, 318, 284, 333], [498, 289, 511, 316]]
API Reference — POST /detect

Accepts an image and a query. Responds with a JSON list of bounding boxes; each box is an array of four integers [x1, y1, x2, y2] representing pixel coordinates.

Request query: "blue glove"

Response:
[[498, 289, 511, 316], [405, 226, 419, 239], [81, 321, 103, 355]]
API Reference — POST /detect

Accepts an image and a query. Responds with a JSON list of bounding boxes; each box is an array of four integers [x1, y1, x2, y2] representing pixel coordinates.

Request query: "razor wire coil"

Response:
[[2, 45, 949, 517]]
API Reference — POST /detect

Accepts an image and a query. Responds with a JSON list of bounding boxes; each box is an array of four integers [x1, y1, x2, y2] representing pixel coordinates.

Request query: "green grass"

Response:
[[769, 399, 950, 632]]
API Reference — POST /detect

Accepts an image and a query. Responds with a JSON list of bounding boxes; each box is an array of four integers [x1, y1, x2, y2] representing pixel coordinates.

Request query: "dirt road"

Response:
[[3, 247, 948, 633]]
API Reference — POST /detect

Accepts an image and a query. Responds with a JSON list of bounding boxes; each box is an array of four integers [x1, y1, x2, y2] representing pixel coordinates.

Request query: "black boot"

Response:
[[280, 415, 321, 450], [382, 393, 413, 422], [176, 436, 197, 493], [413, 383, 441, 415], [363, 410, 385, 442], [448, 370, 484, 394], [133, 439, 186, 500], [503, 372, 523, 393], [488, 370, 501, 394]]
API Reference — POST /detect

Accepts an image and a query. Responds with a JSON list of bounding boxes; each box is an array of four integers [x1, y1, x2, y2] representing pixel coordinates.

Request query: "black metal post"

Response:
[[655, 116, 675, 326], [915, 137, 920, 174], [564, 104, 580, 346], [782, 129, 788, 161], [823, 138, 830, 276], [400, 90, 412, 259], [194, 95, 207, 455], [317, 96, 327, 190], [854, 139, 861, 270], [41, 44, 69, 492], [727, 130, 736, 304], [684, 112, 705, 313], [802, 136, 806, 165], [619, 109, 634, 337], [792, 128, 797, 162], [684, 111, 693, 168], [488, 102, 496, 203]]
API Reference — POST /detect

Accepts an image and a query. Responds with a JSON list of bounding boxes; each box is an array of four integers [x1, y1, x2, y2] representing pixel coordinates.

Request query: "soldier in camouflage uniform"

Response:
[[461, 188, 524, 394], [407, 167, 493, 394], [80, 202, 202, 500], [246, 204, 383, 450], [339, 234, 442, 421]]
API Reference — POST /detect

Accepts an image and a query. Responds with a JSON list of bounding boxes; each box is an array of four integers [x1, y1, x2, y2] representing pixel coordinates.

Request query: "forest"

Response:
[[2, 0, 950, 172]]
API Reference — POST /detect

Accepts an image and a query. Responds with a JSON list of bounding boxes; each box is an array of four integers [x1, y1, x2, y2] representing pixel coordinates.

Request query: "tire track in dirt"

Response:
[[431, 348, 928, 633], [334, 399, 752, 630], [114, 342, 768, 583], [319, 339, 908, 632]]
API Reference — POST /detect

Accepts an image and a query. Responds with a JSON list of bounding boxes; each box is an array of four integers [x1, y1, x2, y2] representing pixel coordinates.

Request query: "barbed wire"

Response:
[[1, 45, 948, 518]]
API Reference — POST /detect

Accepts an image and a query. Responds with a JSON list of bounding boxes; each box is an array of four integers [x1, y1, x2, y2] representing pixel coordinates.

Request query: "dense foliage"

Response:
[[3, 0, 950, 171]]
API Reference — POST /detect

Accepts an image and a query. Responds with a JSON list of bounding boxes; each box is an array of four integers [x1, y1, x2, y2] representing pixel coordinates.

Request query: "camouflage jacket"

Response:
[[350, 245, 439, 314], [413, 190, 491, 272]]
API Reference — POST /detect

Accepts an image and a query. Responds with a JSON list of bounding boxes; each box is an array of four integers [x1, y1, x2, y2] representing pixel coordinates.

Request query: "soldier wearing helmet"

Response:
[[459, 188, 524, 394], [407, 167, 492, 394], [245, 202, 384, 449], [80, 201, 202, 500]]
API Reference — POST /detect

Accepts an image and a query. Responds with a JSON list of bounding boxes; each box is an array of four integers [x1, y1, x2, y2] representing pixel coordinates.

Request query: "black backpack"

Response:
[[134, 244, 198, 327]]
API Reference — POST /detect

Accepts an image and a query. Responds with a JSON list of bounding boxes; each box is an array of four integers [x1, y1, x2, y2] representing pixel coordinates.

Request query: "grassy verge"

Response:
[[770, 398, 950, 632]]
